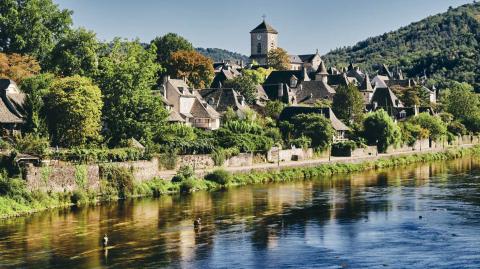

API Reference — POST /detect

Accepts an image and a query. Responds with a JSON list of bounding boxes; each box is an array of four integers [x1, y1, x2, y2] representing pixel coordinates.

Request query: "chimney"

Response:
[[278, 83, 284, 98]]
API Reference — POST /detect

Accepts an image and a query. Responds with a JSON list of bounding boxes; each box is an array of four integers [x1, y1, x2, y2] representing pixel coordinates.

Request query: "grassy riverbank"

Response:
[[1, 146, 480, 219]]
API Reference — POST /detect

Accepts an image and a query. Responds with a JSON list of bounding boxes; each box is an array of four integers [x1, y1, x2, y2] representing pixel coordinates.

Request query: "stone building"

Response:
[[0, 79, 25, 136], [249, 20, 278, 65]]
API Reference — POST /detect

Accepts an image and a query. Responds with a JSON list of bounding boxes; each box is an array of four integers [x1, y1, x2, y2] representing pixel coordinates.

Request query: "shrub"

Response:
[[331, 141, 357, 157], [171, 165, 194, 183], [70, 190, 88, 205], [204, 169, 233, 185], [13, 134, 50, 156], [99, 165, 134, 198], [179, 178, 207, 193], [448, 121, 467, 135]]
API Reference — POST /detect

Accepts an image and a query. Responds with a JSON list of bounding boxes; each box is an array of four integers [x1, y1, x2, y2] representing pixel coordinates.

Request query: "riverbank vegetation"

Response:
[[1, 146, 479, 219]]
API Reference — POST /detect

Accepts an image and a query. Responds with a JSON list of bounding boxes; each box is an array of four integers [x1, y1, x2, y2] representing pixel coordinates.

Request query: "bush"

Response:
[[171, 165, 194, 183], [204, 169, 233, 185], [99, 165, 134, 198], [13, 134, 50, 156], [51, 147, 145, 163], [70, 190, 88, 205], [179, 178, 207, 193], [448, 121, 467, 135], [331, 141, 357, 157]]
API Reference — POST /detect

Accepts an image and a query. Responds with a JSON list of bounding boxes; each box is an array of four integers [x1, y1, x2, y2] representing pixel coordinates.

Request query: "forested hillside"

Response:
[[196, 47, 249, 63], [323, 3, 480, 91]]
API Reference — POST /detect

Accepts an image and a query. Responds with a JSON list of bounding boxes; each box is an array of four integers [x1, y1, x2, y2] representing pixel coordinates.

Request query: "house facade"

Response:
[[0, 79, 25, 136]]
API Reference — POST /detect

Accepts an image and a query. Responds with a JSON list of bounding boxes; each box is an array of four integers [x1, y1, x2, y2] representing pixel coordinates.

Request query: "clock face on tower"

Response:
[[257, 34, 262, 40]]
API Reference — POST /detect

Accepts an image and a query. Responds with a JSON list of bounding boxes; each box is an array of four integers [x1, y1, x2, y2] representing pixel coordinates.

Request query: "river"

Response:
[[1, 157, 480, 269]]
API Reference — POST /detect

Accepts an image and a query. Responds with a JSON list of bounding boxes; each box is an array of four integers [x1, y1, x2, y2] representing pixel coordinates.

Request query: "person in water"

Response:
[[103, 234, 109, 248], [193, 218, 201, 227]]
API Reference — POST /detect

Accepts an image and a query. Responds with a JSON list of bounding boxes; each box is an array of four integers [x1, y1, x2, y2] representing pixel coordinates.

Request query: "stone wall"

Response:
[[114, 158, 161, 182], [351, 146, 377, 157], [176, 154, 215, 170], [267, 147, 314, 162], [24, 161, 99, 192], [224, 153, 253, 167]]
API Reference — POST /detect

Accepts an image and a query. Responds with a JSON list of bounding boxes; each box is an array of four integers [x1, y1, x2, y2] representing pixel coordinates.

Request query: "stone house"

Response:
[[162, 77, 220, 130], [0, 79, 26, 136], [197, 88, 250, 119]]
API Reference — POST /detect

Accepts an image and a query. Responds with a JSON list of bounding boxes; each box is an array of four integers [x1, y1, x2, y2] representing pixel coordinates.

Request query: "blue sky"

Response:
[[53, 0, 473, 56]]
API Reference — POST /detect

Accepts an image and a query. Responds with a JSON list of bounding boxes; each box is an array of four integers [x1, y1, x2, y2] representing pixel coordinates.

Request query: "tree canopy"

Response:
[[0, 53, 40, 82], [332, 83, 364, 125], [151, 33, 194, 66], [363, 109, 401, 152], [0, 0, 73, 64], [288, 113, 334, 150], [44, 76, 102, 147], [267, 48, 290, 71], [48, 28, 99, 77], [94, 39, 168, 146], [224, 76, 258, 105], [167, 50, 214, 89]]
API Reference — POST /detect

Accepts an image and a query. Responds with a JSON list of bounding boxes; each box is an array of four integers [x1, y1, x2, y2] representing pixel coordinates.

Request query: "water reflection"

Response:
[[0, 157, 480, 268]]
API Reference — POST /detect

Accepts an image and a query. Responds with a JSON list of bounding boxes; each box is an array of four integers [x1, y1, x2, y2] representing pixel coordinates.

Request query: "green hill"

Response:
[[196, 47, 249, 64], [323, 3, 480, 91]]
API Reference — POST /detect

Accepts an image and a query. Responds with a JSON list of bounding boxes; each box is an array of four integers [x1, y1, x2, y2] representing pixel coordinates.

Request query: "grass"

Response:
[[0, 146, 479, 219]]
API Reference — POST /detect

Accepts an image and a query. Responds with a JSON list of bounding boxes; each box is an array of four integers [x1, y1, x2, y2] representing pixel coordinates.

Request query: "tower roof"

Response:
[[250, 20, 278, 34]]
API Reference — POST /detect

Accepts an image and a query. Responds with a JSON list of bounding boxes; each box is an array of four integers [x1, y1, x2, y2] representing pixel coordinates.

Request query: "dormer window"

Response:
[[290, 76, 298, 88], [178, 87, 184, 94]]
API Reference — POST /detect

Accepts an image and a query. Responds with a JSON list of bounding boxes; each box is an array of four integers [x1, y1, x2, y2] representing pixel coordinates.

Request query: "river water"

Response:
[[1, 157, 480, 269]]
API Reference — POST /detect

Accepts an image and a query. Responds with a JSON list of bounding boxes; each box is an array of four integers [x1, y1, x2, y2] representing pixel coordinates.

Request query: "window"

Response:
[[257, 43, 261, 54]]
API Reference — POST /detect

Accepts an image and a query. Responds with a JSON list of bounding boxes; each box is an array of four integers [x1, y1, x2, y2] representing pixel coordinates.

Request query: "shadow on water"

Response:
[[0, 157, 480, 268]]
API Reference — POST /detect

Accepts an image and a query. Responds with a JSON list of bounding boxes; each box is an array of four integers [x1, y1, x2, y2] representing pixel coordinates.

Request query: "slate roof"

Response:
[[264, 70, 308, 85], [370, 87, 403, 108], [0, 79, 25, 124], [279, 106, 349, 131], [198, 88, 249, 114], [327, 73, 350, 87], [295, 81, 336, 105], [359, 73, 373, 91], [298, 54, 316, 62], [167, 110, 185, 122], [250, 21, 278, 34], [190, 98, 220, 119], [169, 79, 195, 96], [316, 61, 328, 75], [289, 55, 303, 64]]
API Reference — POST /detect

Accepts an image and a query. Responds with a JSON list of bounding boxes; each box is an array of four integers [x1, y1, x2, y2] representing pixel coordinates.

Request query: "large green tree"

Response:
[[95, 39, 168, 146], [363, 109, 401, 152], [267, 48, 290, 70], [0, 0, 73, 64], [20, 73, 55, 135], [288, 113, 334, 150], [224, 76, 257, 105], [332, 83, 365, 125], [151, 33, 194, 66], [408, 113, 447, 141], [44, 76, 103, 147], [48, 28, 99, 77], [167, 50, 214, 88], [442, 82, 480, 121]]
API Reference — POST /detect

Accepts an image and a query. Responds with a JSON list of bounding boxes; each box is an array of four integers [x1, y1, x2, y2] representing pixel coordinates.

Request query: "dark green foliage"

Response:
[[323, 3, 480, 91], [12, 134, 49, 156], [286, 113, 334, 150], [265, 101, 285, 120], [151, 33, 194, 66], [399, 122, 427, 146], [332, 84, 364, 124], [0, 0, 73, 64], [204, 169, 233, 185], [196, 48, 249, 63], [215, 120, 274, 153], [409, 113, 447, 141], [224, 76, 257, 105], [363, 109, 401, 152], [51, 147, 145, 164], [99, 165, 134, 198], [211, 147, 240, 166], [171, 165, 194, 183], [448, 121, 468, 135], [331, 141, 357, 157]]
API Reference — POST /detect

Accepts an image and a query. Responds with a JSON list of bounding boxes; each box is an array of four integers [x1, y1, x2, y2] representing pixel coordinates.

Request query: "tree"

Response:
[[20, 73, 55, 135], [265, 100, 285, 120], [363, 109, 401, 152], [442, 82, 480, 120], [44, 76, 102, 147], [399, 87, 421, 107], [167, 50, 214, 88], [224, 76, 257, 105], [0, 53, 40, 82], [332, 83, 364, 125], [48, 28, 99, 77], [289, 113, 334, 150], [399, 121, 428, 146], [0, 0, 73, 63], [408, 113, 447, 141], [242, 67, 274, 85], [267, 48, 290, 70], [95, 39, 168, 146], [151, 33, 194, 66]]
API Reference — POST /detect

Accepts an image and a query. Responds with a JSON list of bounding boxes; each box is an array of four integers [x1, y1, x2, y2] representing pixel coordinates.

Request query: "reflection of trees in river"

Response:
[[0, 157, 479, 268]]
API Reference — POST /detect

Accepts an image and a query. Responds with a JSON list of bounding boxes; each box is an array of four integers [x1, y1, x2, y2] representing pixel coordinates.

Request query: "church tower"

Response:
[[250, 19, 278, 65]]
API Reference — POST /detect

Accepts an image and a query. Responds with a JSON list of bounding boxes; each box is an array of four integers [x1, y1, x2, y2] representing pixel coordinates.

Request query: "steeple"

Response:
[[315, 61, 328, 83], [360, 73, 373, 91]]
